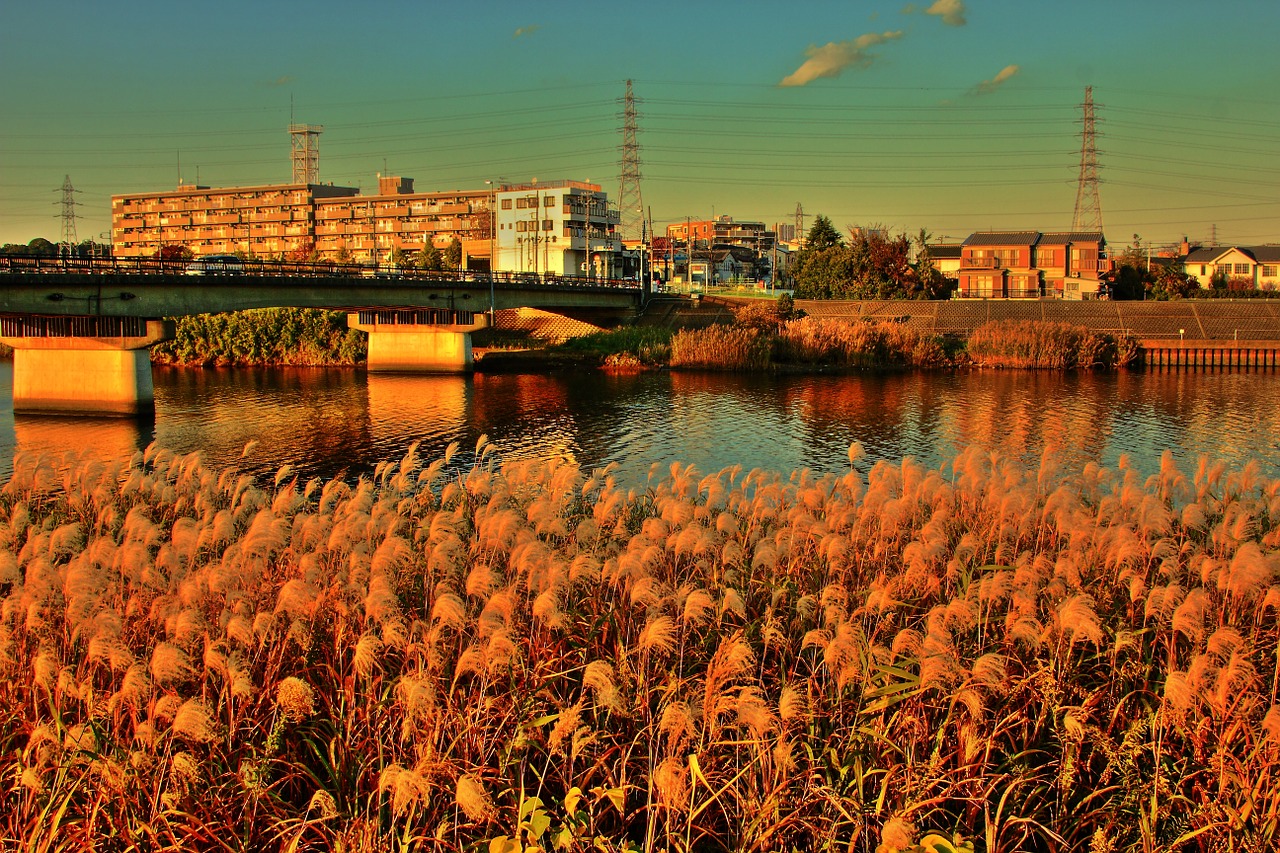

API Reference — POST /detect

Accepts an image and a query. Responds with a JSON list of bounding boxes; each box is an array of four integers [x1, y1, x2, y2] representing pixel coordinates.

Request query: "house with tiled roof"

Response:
[[924, 243, 962, 280], [1183, 245, 1280, 289], [956, 231, 1110, 299]]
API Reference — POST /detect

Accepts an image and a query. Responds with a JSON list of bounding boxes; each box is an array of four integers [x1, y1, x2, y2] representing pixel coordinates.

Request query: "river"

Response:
[[1, 362, 1278, 486]]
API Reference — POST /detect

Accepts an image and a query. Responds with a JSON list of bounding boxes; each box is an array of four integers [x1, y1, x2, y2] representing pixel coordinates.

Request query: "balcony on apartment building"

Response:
[[960, 257, 1006, 270]]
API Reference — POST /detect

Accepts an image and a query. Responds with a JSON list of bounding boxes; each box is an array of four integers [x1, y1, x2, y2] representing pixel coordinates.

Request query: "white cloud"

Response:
[[513, 24, 541, 38], [779, 31, 905, 87], [926, 0, 967, 26], [973, 64, 1020, 95]]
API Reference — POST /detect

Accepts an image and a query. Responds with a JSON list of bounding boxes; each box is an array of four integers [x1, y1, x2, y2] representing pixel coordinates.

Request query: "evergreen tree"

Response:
[[805, 215, 843, 250], [419, 243, 444, 271], [445, 237, 463, 270]]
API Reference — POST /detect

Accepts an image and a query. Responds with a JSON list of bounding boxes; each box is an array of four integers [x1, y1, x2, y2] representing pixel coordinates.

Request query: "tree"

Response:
[[419, 243, 444, 271], [445, 237, 462, 270], [391, 247, 412, 270], [805, 215, 842, 250], [288, 240, 320, 263], [1107, 234, 1153, 300], [155, 244, 193, 263], [1147, 265, 1201, 300]]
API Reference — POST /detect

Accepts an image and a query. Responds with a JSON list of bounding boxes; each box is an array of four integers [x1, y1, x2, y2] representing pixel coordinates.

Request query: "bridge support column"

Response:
[[2, 320, 174, 416], [348, 311, 488, 373]]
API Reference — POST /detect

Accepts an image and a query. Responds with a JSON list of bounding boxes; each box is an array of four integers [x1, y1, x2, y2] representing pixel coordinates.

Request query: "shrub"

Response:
[[152, 308, 365, 366]]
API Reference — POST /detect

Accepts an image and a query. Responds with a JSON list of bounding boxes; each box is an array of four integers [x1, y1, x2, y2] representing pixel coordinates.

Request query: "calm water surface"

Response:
[[0, 362, 1277, 486]]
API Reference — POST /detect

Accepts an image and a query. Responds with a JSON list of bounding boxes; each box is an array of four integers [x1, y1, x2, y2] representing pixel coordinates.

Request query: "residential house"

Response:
[[1182, 245, 1280, 289], [956, 230, 1110, 299], [924, 243, 962, 281]]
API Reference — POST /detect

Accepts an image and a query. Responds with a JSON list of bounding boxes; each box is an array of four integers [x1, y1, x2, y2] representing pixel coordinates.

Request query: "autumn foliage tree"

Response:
[[793, 219, 950, 300]]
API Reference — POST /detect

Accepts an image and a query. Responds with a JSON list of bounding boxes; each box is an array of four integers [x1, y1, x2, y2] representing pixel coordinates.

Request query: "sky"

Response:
[[3, 0, 1280, 251]]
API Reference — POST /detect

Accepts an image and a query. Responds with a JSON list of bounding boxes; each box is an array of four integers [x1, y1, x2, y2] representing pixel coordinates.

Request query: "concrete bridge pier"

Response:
[[1, 319, 174, 416], [348, 310, 488, 373]]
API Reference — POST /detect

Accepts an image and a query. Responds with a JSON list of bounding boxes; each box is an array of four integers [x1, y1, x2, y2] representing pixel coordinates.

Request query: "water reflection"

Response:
[[9, 413, 151, 469], [0, 360, 1276, 484]]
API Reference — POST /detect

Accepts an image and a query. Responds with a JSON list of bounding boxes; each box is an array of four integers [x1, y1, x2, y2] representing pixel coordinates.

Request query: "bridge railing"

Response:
[[0, 254, 644, 291]]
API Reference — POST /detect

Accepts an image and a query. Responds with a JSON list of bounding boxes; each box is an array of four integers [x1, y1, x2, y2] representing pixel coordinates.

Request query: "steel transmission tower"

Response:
[[57, 175, 81, 256], [795, 203, 806, 245], [290, 124, 323, 185], [1071, 86, 1103, 232], [618, 80, 645, 242]]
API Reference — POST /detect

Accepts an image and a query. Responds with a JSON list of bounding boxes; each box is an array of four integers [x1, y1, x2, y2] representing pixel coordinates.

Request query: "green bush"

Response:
[[152, 308, 366, 366]]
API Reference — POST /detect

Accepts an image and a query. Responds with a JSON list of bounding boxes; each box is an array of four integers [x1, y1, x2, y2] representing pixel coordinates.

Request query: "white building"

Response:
[[493, 180, 620, 277], [1183, 245, 1280, 289]]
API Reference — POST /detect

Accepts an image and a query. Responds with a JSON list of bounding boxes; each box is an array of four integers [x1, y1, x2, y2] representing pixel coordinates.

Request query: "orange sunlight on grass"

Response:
[[0, 441, 1276, 851]]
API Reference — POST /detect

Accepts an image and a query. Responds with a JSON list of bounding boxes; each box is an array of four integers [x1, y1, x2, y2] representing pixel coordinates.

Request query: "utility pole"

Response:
[[1071, 86, 1103, 232]]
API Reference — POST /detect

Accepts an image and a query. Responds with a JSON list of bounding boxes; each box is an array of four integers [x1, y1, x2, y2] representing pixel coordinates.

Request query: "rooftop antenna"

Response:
[[1071, 86, 1104, 232], [290, 123, 323, 185]]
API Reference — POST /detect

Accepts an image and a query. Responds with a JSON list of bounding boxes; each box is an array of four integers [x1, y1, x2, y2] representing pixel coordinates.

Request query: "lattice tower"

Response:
[[1071, 87, 1103, 232], [618, 80, 645, 242], [795, 203, 806, 245], [290, 124, 323, 185], [57, 175, 81, 255]]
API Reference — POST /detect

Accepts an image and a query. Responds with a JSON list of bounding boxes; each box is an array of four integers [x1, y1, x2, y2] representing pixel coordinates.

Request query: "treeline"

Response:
[[1, 237, 110, 257], [151, 308, 366, 366], [791, 216, 952, 301]]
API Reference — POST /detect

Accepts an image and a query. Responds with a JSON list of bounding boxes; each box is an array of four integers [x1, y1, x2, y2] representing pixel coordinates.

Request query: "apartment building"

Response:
[[311, 176, 490, 267], [666, 216, 775, 253], [957, 231, 1109, 299], [111, 182, 360, 259], [494, 181, 619, 277]]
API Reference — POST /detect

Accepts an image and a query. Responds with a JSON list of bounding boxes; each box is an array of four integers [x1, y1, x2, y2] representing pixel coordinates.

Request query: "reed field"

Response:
[[665, 314, 1134, 372], [964, 321, 1138, 370], [1, 441, 1277, 852]]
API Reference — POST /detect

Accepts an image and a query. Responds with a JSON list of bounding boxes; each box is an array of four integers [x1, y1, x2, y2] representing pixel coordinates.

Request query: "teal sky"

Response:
[[3, 0, 1279, 249]]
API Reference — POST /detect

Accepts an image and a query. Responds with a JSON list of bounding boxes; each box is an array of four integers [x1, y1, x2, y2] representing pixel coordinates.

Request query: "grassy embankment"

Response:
[[0, 442, 1277, 851], [566, 303, 1137, 372], [18, 303, 1131, 372]]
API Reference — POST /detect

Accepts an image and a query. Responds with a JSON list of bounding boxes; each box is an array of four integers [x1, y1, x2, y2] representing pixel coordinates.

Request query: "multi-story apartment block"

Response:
[[494, 180, 619, 277], [1183, 245, 1280, 289], [113, 176, 618, 274], [666, 216, 775, 253], [311, 177, 491, 266], [957, 231, 1109, 299], [111, 182, 361, 260]]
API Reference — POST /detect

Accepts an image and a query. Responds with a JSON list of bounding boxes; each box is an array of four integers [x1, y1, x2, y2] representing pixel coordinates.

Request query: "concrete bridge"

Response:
[[0, 255, 645, 415]]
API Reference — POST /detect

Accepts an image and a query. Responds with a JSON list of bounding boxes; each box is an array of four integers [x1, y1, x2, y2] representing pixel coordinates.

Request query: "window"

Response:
[[1038, 249, 1056, 266], [1234, 263, 1251, 275], [1263, 265, 1277, 277], [542, 220, 553, 231], [515, 198, 528, 209], [501, 199, 512, 209], [544, 195, 555, 207]]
